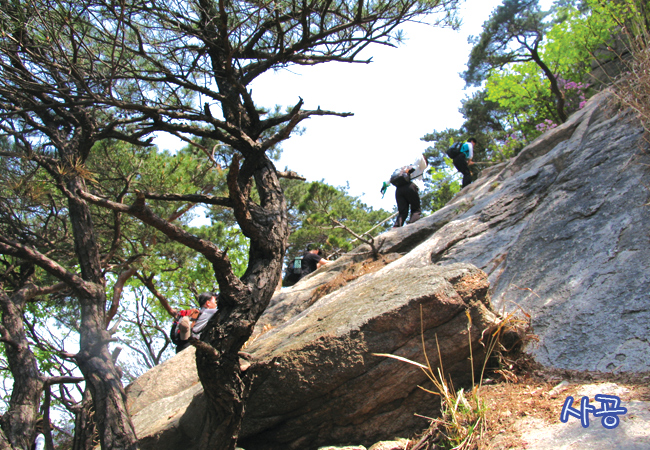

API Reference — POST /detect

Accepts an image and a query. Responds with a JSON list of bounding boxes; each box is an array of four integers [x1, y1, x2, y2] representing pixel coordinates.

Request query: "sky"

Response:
[[156, 0, 554, 213], [250, 0, 494, 212]]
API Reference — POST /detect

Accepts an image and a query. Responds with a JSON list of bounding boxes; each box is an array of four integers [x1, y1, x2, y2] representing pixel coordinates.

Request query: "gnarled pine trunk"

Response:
[[195, 156, 289, 450], [66, 180, 139, 450], [0, 287, 45, 450]]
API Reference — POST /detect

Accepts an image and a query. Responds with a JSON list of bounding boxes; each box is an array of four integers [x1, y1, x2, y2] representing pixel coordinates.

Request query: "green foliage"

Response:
[[460, 89, 507, 138], [418, 0, 637, 217], [463, 0, 548, 87], [544, 3, 613, 75], [484, 0, 625, 134], [282, 179, 392, 265], [420, 167, 461, 212], [486, 60, 558, 136]]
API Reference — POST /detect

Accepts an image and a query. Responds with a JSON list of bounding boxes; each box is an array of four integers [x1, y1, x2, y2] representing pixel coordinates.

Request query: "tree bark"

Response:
[[72, 389, 98, 450], [194, 155, 289, 450], [0, 286, 45, 450], [529, 47, 568, 123], [65, 180, 139, 450]]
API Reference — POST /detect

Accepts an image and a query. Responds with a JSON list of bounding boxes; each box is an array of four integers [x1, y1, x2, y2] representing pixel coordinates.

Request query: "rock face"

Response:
[[267, 90, 649, 375], [127, 263, 499, 450], [126, 91, 650, 448], [239, 264, 496, 449], [388, 91, 649, 373]]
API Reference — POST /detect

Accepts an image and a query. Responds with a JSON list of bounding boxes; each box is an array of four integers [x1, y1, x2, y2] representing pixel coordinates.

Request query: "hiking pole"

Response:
[[350, 212, 398, 244]]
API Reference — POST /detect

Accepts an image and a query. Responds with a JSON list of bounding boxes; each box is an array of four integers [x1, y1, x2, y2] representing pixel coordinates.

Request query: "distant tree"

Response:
[[419, 0, 638, 216], [463, 0, 570, 122], [460, 89, 507, 139], [282, 180, 392, 276], [483, 0, 629, 133]]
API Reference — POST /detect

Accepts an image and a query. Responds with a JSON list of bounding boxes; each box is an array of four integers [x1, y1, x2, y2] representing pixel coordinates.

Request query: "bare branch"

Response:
[[22, 282, 68, 302], [277, 170, 306, 181], [136, 273, 177, 318], [106, 268, 137, 326], [142, 192, 233, 208], [261, 107, 354, 151], [45, 376, 85, 386], [0, 239, 90, 295], [330, 217, 384, 260], [77, 189, 243, 291]]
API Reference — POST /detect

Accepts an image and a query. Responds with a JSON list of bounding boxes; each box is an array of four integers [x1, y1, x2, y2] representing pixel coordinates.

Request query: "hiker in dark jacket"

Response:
[[453, 138, 476, 188], [394, 177, 421, 228], [300, 246, 330, 279], [383, 155, 427, 227]]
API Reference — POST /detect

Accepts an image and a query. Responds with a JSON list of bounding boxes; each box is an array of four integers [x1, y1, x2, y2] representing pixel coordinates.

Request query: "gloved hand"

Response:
[[380, 181, 389, 198]]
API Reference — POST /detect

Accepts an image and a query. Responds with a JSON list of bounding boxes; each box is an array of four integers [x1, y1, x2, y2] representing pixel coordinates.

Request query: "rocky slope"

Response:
[[399, 90, 649, 373], [127, 263, 500, 450], [125, 90, 650, 449]]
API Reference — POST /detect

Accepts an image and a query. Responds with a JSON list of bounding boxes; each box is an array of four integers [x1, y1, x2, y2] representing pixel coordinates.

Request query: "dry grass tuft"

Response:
[[482, 306, 539, 384], [375, 307, 537, 450], [610, 4, 650, 136]]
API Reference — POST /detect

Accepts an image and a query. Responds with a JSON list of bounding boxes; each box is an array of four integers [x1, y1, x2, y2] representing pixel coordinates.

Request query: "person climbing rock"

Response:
[[452, 138, 476, 188], [300, 245, 330, 278], [382, 154, 428, 227]]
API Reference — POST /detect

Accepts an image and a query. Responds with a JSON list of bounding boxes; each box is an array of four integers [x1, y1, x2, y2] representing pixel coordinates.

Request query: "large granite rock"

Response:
[[239, 263, 496, 449], [127, 263, 499, 449], [380, 91, 650, 373], [126, 90, 650, 448], [125, 347, 204, 449]]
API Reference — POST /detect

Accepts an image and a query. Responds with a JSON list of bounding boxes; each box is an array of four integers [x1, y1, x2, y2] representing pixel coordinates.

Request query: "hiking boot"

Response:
[[178, 316, 192, 340], [408, 211, 421, 224]]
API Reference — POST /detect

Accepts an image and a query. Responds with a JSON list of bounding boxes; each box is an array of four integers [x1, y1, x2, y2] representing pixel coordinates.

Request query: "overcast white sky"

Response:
[[157, 0, 554, 212], [251, 0, 494, 212]]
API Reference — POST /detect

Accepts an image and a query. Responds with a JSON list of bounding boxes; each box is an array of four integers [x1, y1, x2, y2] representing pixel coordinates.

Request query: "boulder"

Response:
[[126, 346, 205, 449], [127, 263, 499, 450], [256, 253, 402, 335], [239, 263, 497, 449]]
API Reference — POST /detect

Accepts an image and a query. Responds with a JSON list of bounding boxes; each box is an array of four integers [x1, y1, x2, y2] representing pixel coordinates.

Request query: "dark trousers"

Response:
[[394, 182, 421, 227], [453, 155, 472, 187], [175, 341, 191, 353]]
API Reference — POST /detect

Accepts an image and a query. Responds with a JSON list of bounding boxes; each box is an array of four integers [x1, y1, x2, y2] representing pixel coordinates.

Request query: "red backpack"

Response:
[[169, 308, 201, 345]]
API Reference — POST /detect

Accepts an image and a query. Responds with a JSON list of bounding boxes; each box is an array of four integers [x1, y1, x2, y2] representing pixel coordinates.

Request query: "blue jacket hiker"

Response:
[[453, 138, 477, 188]]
